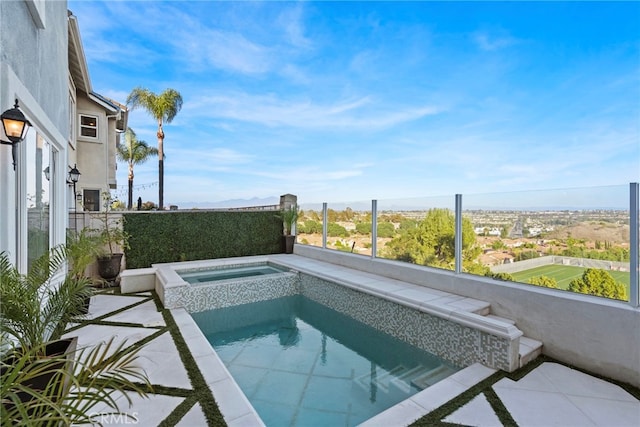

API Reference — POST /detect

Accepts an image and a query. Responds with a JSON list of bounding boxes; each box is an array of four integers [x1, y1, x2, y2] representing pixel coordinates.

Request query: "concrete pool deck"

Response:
[[64, 255, 640, 426]]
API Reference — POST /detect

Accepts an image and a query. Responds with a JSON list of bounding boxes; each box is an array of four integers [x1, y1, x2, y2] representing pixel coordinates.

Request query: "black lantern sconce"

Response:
[[1, 99, 32, 170]]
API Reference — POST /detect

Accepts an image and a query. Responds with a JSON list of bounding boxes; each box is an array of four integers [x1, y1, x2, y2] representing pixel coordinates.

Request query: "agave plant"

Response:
[[1, 337, 152, 426], [0, 246, 94, 355]]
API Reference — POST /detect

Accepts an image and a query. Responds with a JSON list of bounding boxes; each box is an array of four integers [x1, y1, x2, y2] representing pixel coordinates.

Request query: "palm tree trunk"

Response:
[[128, 163, 134, 210], [157, 121, 164, 210]]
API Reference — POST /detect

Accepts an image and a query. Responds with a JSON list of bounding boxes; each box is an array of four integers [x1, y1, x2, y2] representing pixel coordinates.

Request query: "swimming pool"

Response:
[[179, 263, 288, 285], [192, 295, 459, 426]]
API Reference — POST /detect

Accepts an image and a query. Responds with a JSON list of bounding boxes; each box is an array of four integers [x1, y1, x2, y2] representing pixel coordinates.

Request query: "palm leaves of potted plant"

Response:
[[0, 247, 152, 424], [0, 246, 91, 411], [280, 204, 299, 254], [94, 192, 130, 284]]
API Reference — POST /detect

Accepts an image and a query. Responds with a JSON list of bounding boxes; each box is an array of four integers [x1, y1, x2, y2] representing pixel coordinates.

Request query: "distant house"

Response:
[[68, 13, 127, 212], [1, 1, 124, 271]]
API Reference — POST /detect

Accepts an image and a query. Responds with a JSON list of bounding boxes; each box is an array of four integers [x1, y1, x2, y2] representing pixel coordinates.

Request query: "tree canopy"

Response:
[[383, 208, 477, 269], [568, 268, 627, 300]]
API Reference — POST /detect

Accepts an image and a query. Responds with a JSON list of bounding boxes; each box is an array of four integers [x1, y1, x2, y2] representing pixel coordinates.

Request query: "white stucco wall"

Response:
[[295, 245, 640, 387], [0, 0, 69, 266]]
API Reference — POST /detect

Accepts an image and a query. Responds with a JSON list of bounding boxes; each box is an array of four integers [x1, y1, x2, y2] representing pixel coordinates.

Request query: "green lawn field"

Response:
[[511, 264, 630, 293]]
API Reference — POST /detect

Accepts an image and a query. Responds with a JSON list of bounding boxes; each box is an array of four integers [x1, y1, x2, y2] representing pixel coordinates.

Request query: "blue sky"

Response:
[[68, 1, 640, 207]]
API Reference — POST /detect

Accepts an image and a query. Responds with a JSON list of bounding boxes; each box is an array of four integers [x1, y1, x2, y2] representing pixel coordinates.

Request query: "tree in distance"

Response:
[[116, 127, 158, 210], [528, 275, 558, 289], [384, 208, 478, 269], [127, 87, 183, 210], [568, 268, 627, 300]]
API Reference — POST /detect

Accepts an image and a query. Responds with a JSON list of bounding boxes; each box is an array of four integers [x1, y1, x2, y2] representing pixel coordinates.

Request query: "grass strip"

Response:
[[484, 388, 518, 427], [153, 292, 227, 426], [411, 353, 640, 426]]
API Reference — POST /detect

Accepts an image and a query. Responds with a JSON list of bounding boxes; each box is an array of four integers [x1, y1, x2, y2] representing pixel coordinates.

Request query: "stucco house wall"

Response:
[[0, 0, 69, 269]]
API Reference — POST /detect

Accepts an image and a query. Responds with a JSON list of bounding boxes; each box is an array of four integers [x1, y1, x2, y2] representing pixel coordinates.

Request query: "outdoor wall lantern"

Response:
[[44, 166, 50, 181], [68, 164, 81, 202], [1, 99, 32, 170]]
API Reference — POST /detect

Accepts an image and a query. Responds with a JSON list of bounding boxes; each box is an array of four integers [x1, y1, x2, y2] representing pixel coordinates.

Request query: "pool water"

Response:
[[179, 264, 287, 284], [191, 295, 459, 426]]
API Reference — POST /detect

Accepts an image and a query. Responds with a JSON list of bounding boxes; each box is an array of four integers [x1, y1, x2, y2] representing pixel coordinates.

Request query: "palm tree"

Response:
[[126, 87, 183, 210], [116, 127, 159, 209]]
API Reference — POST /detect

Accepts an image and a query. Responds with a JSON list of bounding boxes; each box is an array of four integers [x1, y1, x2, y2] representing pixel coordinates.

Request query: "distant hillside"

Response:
[[545, 222, 629, 244]]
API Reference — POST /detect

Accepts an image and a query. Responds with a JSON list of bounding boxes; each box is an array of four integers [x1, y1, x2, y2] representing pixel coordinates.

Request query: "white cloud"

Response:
[[277, 4, 313, 49], [186, 92, 443, 130], [473, 30, 520, 51]]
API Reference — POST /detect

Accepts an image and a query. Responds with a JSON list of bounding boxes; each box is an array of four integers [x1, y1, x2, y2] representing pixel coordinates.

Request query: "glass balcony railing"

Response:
[[297, 184, 638, 305], [462, 185, 631, 301]]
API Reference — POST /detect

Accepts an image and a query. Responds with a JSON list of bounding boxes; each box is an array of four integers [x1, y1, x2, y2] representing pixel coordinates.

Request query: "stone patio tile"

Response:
[[105, 300, 165, 327], [444, 393, 502, 427], [494, 384, 597, 426], [64, 324, 157, 355], [89, 392, 184, 426], [85, 294, 148, 319], [566, 394, 640, 427], [176, 403, 207, 426], [539, 362, 638, 402], [135, 334, 191, 389]]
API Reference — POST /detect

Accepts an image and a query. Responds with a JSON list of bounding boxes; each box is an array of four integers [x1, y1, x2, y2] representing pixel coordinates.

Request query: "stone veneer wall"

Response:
[[300, 274, 513, 371], [163, 272, 299, 313]]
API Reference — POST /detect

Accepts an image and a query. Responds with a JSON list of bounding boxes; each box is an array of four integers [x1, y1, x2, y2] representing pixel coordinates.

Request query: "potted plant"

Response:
[[1, 330, 152, 424], [94, 192, 130, 283], [66, 228, 103, 280], [0, 246, 92, 413], [0, 247, 152, 424], [0, 246, 93, 357], [280, 204, 299, 254]]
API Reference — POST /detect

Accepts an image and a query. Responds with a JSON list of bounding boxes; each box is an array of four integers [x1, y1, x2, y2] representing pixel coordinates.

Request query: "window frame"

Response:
[[79, 113, 99, 140]]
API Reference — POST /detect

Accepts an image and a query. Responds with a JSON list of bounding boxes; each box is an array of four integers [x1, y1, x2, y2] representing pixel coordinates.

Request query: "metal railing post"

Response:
[[371, 200, 377, 258], [630, 182, 639, 307], [322, 202, 328, 249], [455, 194, 462, 274]]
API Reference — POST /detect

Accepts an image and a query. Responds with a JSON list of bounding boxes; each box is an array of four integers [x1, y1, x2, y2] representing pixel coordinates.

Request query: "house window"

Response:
[[79, 114, 98, 138], [83, 190, 100, 212]]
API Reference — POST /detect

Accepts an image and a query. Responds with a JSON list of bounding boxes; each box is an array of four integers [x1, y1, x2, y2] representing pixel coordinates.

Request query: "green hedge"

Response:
[[123, 211, 283, 268]]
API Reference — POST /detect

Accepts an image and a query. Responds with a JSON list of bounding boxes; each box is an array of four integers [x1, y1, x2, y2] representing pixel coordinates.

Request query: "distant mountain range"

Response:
[[173, 196, 280, 209]]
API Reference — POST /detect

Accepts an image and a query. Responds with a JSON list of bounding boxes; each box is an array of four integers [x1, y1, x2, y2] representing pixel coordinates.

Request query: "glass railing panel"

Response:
[[462, 185, 631, 302], [297, 201, 324, 248], [376, 195, 456, 272], [323, 200, 371, 255]]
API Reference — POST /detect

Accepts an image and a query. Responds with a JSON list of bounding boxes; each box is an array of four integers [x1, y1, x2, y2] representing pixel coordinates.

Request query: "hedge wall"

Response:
[[123, 210, 283, 268]]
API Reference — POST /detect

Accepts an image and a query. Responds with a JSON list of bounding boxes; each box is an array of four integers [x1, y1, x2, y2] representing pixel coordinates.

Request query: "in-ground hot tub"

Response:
[[179, 263, 288, 285], [155, 257, 299, 313]]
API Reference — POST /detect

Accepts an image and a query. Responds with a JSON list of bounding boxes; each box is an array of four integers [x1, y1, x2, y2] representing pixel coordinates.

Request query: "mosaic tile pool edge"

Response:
[[162, 268, 515, 370], [300, 274, 514, 371], [163, 272, 299, 313]]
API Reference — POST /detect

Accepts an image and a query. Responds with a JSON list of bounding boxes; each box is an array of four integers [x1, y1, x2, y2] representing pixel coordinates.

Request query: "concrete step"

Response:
[[519, 336, 543, 368]]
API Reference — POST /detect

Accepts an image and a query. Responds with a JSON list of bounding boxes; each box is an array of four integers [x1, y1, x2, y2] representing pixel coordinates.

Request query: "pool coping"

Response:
[[154, 254, 513, 426]]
